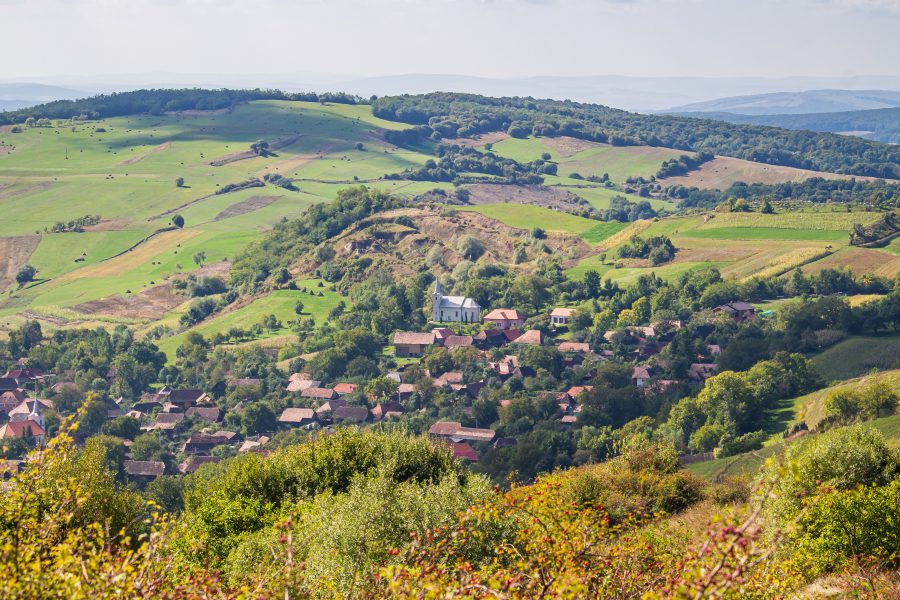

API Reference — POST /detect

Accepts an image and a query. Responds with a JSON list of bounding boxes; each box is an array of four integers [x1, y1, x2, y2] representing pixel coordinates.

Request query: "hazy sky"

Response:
[[2, 0, 900, 80]]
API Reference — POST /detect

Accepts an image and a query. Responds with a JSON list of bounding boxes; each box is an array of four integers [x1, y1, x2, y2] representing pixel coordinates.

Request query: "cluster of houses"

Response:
[[0, 289, 757, 479]]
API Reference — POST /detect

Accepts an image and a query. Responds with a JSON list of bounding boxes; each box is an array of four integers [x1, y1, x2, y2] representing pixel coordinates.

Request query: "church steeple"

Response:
[[29, 398, 44, 431]]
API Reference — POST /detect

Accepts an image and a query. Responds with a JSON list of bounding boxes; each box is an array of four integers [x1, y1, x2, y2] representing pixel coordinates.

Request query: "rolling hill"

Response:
[[666, 89, 900, 115], [1, 91, 898, 357]]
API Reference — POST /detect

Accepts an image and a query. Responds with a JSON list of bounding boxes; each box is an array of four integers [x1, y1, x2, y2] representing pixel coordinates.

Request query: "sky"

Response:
[[1, 0, 899, 81]]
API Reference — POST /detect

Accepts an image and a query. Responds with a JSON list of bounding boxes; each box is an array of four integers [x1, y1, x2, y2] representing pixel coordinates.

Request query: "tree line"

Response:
[[372, 92, 900, 179]]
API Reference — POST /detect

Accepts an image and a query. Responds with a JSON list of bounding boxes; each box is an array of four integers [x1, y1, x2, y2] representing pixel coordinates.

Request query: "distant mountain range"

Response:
[[0, 83, 87, 112], [4, 74, 900, 113], [666, 89, 900, 115], [670, 106, 900, 145]]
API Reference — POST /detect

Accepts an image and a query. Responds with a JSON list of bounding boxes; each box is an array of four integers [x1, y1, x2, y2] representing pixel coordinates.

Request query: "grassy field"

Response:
[[458, 204, 627, 244], [485, 136, 684, 185], [810, 335, 900, 382], [687, 412, 900, 480], [156, 284, 344, 358]]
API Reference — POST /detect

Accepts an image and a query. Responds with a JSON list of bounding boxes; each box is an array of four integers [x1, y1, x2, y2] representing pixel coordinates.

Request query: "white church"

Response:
[[431, 278, 481, 323]]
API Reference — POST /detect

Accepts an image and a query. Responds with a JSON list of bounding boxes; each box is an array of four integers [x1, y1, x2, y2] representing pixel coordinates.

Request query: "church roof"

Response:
[[438, 295, 480, 309]]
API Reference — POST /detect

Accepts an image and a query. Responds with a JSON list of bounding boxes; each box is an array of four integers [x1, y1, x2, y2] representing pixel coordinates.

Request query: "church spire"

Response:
[[434, 276, 442, 295]]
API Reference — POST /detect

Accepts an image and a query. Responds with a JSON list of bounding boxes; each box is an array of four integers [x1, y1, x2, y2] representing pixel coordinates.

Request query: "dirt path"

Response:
[[119, 141, 171, 166], [0, 235, 40, 291]]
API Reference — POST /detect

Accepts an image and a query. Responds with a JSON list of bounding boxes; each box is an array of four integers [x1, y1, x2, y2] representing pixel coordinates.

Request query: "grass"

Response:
[[680, 227, 846, 242], [687, 412, 900, 480], [792, 368, 900, 428], [811, 334, 900, 382], [155, 283, 344, 359], [458, 204, 626, 244], [0, 100, 428, 332]]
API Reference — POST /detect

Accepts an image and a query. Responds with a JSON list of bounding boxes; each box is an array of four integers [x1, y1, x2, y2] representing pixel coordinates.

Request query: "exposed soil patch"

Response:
[[448, 131, 510, 148], [0, 181, 53, 202], [209, 134, 303, 167], [540, 136, 604, 158], [298, 205, 593, 280], [119, 141, 171, 166], [0, 235, 40, 291], [214, 195, 282, 221], [662, 156, 877, 190], [465, 183, 592, 213], [0, 143, 13, 156], [73, 282, 185, 320]]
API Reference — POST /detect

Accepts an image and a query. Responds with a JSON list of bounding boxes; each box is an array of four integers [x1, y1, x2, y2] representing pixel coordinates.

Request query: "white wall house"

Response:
[[432, 279, 481, 323]]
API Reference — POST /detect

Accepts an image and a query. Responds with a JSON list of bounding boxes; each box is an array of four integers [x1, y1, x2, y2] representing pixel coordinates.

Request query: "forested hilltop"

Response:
[[0, 88, 365, 125], [373, 92, 900, 178], [4, 87, 899, 179]]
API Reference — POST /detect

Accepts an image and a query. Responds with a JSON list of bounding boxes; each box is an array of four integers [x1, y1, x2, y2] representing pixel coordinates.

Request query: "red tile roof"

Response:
[[484, 309, 525, 321]]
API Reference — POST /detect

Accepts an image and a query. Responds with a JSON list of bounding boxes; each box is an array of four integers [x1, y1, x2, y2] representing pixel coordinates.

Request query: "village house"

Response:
[[332, 405, 371, 424], [179, 455, 220, 475], [632, 366, 654, 387], [473, 327, 508, 348], [431, 327, 455, 345], [285, 375, 321, 393], [688, 363, 717, 382], [239, 436, 270, 453], [558, 341, 591, 354], [1, 398, 46, 445], [372, 401, 405, 421], [713, 301, 756, 323], [168, 389, 210, 411], [397, 383, 416, 401], [182, 433, 230, 455], [146, 412, 184, 432], [301, 387, 338, 401], [278, 407, 317, 427], [550, 307, 576, 327], [513, 329, 544, 346], [186, 406, 222, 423], [315, 398, 347, 422], [392, 331, 436, 358], [333, 383, 358, 395], [431, 279, 481, 323], [447, 441, 478, 462], [123, 460, 166, 483], [444, 335, 475, 350], [428, 421, 497, 444], [483, 309, 525, 330]]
